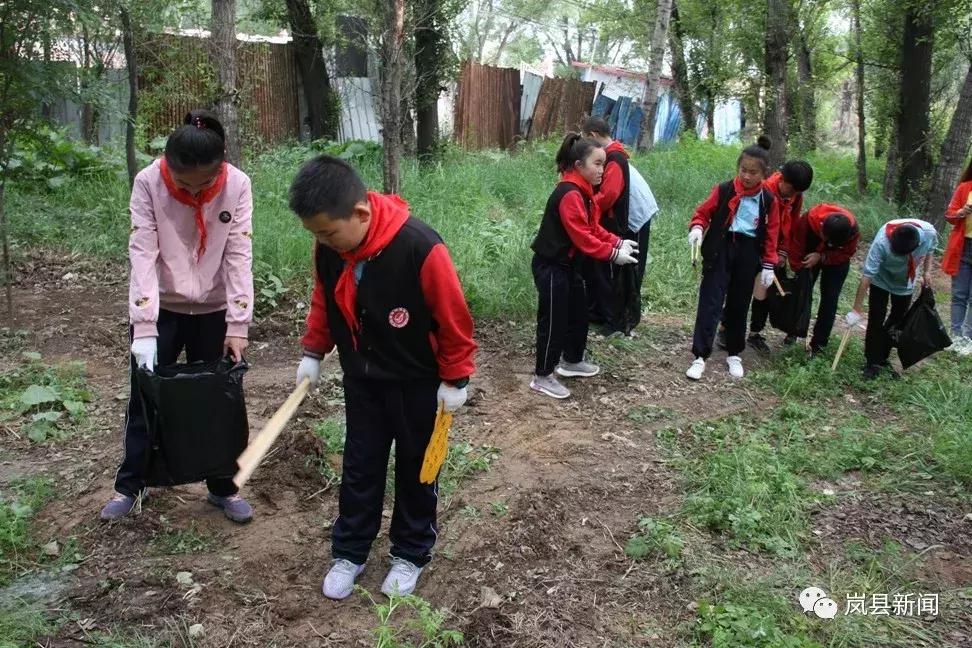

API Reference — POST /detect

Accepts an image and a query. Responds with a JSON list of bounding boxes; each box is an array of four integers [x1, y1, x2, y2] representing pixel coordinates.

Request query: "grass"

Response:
[[0, 353, 91, 444], [358, 587, 463, 648], [149, 522, 217, 556], [0, 476, 55, 587], [6, 138, 902, 320]]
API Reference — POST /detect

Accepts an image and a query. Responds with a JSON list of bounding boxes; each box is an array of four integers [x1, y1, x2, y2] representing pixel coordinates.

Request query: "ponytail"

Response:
[[555, 132, 600, 173], [164, 109, 226, 171]]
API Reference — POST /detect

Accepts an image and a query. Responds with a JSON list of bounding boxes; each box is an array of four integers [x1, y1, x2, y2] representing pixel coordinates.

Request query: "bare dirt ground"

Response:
[[2, 250, 970, 647]]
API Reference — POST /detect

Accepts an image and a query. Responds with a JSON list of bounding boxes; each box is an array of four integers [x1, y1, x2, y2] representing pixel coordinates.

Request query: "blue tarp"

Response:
[[591, 88, 740, 145]]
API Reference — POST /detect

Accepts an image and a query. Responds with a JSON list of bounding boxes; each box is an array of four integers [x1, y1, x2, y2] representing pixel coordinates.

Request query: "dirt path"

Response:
[[2, 252, 970, 647]]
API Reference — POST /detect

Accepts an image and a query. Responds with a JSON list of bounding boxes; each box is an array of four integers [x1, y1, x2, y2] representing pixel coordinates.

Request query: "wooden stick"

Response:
[[772, 275, 787, 296], [233, 377, 312, 488], [831, 327, 853, 372]]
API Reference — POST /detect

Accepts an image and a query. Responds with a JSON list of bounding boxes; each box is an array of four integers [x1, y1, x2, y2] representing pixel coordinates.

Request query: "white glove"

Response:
[[760, 268, 775, 288], [844, 310, 863, 327], [438, 381, 468, 412], [688, 227, 703, 247], [296, 355, 322, 387], [131, 337, 157, 371], [613, 250, 638, 266], [619, 239, 639, 258]]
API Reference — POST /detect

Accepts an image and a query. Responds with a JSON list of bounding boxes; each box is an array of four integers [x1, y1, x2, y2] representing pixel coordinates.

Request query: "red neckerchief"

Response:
[[334, 192, 410, 349], [604, 140, 630, 159], [885, 220, 924, 281], [728, 176, 763, 220], [159, 157, 228, 258], [560, 170, 601, 224]]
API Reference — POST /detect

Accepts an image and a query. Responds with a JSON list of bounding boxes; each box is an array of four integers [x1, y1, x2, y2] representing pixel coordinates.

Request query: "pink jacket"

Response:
[[129, 160, 254, 339]]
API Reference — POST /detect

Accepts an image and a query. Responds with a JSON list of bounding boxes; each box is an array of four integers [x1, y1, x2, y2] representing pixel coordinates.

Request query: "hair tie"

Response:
[[194, 117, 205, 130]]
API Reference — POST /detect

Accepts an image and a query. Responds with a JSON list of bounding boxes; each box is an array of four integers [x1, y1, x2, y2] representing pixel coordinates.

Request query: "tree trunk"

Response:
[[925, 64, 972, 226], [80, 24, 97, 145], [668, 0, 695, 134], [884, 127, 899, 201], [763, 0, 789, 168], [211, 0, 241, 167], [415, 0, 444, 161], [41, 21, 51, 120], [852, 0, 867, 193], [705, 90, 716, 142], [120, 6, 138, 188], [795, 31, 816, 150], [637, 0, 673, 151], [894, 1, 935, 205], [285, 0, 337, 141], [381, 0, 406, 193]]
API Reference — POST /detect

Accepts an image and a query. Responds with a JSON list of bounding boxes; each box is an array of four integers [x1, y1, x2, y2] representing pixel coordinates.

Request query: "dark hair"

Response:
[[822, 213, 856, 247], [961, 157, 972, 183], [289, 155, 368, 220], [737, 135, 772, 175], [581, 116, 611, 137], [555, 133, 601, 173], [164, 109, 226, 170], [781, 160, 814, 192], [889, 224, 921, 255]]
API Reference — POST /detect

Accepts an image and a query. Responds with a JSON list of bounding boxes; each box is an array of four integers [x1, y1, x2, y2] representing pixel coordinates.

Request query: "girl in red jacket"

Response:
[[686, 137, 781, 381], [941, 159, 972, 354], [529, 133, 638, 399]]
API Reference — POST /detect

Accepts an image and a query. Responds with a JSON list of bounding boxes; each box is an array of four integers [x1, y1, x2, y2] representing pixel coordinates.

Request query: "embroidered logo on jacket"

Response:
[[388, 307, 410, 328]]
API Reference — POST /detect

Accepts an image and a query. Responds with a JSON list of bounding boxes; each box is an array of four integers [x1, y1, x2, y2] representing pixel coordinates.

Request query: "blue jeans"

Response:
[[951, 238, 972, 337]]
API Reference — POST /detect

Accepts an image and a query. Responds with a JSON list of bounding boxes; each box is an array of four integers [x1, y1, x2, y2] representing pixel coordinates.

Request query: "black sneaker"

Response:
[[862, 364, 882, 381], [747, 333, 770, 353], [717, 328, 728, 350]]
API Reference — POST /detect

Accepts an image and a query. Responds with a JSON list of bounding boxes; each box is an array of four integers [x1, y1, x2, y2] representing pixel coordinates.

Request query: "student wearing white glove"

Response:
[[846, 219, 938, 379], [292, 156, 476, 600], [528, 133, 637, 400], [685, 136, 782, 381], [102, 110, 254, 524]]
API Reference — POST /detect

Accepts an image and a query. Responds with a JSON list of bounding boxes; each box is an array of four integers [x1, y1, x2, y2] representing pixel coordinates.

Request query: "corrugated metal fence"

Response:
[[136, 33, 299, 144], [527, 76, 597, 140], [454, 60, 521, 150]]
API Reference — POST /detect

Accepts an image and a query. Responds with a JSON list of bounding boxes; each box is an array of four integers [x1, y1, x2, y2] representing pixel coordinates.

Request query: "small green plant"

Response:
[[439, 442, 499, 503], [0, 475, 55, 586], [149, 522, 217, 555], [253, 260, 289, 318], [624, 516, 684, 568], [694, 601, 822, 648], [489, 501, 508, 517], [0, 353, 91, 443], [311, 417, 347, 487], [359, 587, 463, 648]]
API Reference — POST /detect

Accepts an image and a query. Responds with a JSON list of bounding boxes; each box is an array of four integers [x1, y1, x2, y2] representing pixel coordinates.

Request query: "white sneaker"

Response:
[[726, 355, 744, 379], [530, 374, 571, 399], [556, 359, 600, 378], [322, 559, 365, 600], [381, 557, 423, 597], [960, 338, 972, 357], [685, 357, 705, 380]]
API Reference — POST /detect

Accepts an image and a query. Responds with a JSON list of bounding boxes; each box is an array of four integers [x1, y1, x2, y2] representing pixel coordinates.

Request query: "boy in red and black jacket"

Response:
[[289, 156, 477, 600], [789, 203, 860, 355]]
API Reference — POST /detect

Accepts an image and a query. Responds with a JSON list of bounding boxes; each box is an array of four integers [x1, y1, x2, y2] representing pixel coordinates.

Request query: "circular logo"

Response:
[[388, 307, 410, 328], [219, 211, 232, 224]]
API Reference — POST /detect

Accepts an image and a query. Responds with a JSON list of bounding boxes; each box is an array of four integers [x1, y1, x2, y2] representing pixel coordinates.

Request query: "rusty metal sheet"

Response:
[[454, 60, 522, 150], [527, 76, 597, 139]]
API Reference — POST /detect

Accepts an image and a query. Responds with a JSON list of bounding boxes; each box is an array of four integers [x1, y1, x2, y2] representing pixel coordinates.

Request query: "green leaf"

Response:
[[31, 411, 62, 423], [27, 421, 50, 443], [47, 175, 67, 189], [20, 385, 59, 407], [63, 401, 85, 418]]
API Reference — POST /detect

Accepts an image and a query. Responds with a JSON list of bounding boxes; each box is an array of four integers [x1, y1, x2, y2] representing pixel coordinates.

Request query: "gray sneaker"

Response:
[[530, 374, 571, 399], [207, 493, 253, 523], [323, 559, 366, 600], [99, 490, 146, 521], [555, 360, 601, 378]]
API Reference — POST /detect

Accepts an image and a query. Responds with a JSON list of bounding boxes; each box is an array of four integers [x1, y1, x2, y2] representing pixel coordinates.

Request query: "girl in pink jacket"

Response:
[[100, 110, 255, 523]]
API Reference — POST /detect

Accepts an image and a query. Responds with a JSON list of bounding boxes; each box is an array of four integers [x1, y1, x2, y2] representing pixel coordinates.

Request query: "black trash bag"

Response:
[[135, 357, 249, 487], [768, 269, 813, 337], [890, 287, 952, 369]]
